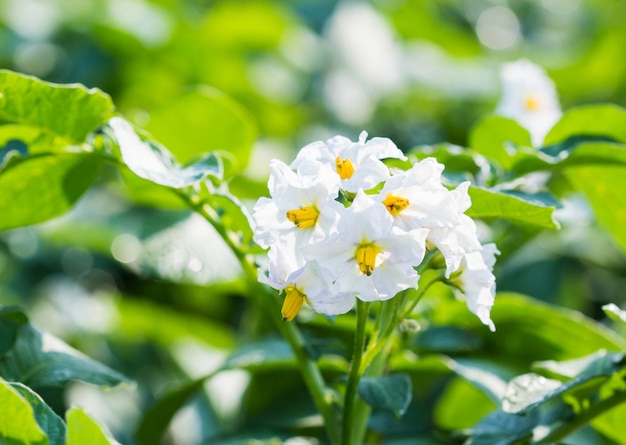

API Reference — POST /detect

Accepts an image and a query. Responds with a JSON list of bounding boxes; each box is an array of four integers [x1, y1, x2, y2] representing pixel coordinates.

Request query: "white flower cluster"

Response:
[[253, 133, 498, 331]]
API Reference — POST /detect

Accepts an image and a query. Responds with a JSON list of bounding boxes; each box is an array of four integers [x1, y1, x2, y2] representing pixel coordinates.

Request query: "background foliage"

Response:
[[1, 0, 626, 444]]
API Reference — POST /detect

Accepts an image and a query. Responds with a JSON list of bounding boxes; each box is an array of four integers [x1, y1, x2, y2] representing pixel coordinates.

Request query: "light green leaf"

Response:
[[444, 358, 509, 403], [0, 378, 48, 445], [0, 69, 115, 143], [144, 86, 256, 168], [467, 187, 560, 229], [109, 117, 223, 188], [532, 349, 625, 381], [358, 374, 413, 419], [469, 115, 531, 169], [0, 308, 130, 390], [66, 407, 119, 445], [11, 383, 66, 445], [0, 153, 103, 230], [565, 165, 626, 253], [544, 104, 626, 146]]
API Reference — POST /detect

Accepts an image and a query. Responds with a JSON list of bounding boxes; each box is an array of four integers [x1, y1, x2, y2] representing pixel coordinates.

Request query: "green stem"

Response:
[[342, 300, 370, 445], [534, 389, 626, 444], [180, 192, 341, 445]]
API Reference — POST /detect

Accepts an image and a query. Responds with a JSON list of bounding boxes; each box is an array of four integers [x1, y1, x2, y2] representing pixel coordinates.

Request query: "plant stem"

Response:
[[342, 300, 370, 445], [534, 389, 626, 444], [182, 193, 342, 445]]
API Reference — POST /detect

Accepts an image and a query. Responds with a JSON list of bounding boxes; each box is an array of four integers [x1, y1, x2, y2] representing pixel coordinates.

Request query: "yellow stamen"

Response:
[[335, 157, 355, 180], [524, 95, 542, 111], [382, 194, 410, 215], [281, 287, 305, 321], [356, 243, 380, 276], [286, 206, 319, 229]]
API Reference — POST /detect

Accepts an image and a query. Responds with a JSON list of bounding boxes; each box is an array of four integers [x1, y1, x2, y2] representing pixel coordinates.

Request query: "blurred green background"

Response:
[[1, 0, 626, 443]]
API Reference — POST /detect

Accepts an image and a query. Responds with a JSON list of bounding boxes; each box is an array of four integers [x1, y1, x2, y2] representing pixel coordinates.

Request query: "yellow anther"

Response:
[[524, 94, 542, 111], [356, 243, 380, 276], [335, 157, 355, 180], [286, 206, 319, 229], [281, 287, 305, 321], [382, 194, 410, 215]]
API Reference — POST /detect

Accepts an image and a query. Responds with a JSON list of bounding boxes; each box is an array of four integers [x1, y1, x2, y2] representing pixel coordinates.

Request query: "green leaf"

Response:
[[544, 104, 626, 146], [109, 117, 223, 188], [0, 69, 115, 143], [0, 310, 130, 390], [463, 408, 539, 445], [358, 374, 413, 419], [10, 383, 66, 445], [0, 306, 29, 356], [469, 115, 532, 169], [144, 86, 256, 168], [444, 358, 509, 404], [565, 165, 626, 253], [466, 187, 560, 229], [66, 407, 118, 445], [0, 153, 103, 230], [0, 378, 48, 445]]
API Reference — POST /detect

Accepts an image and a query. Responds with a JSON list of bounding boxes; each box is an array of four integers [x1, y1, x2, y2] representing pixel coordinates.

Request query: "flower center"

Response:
[[335, 157, 355, 180], [383, 194, 409, 215], [524, 94, 542, 111], [286, 206, 319, 229], [355, 243, 380, 276], [282, 286, 305, 321]]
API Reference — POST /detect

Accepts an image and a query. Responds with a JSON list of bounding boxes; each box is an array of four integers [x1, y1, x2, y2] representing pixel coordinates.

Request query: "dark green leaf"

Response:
[[463, 408, 539, 445], [0, 153, 103, 230], [469, 115, 531, 169], [467, 187, 559, 229], [358, 374, 413, 419], [412, 326, 483, 354], [0, 69, 115, 143], [0, 318, 130, 390], [109, 116, 223, 188], [544, 104, 626, 146], [144, 86, 256, 168], [0, 378, 48, 445], [10, 383, 65, 445], [66, 407, 118, 445], [0, 306, 29, 356]]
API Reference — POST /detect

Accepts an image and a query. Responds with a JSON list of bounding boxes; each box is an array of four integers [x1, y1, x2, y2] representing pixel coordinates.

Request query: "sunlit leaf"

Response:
[[109, 117, 223, 188], [358, 374, 413, 419], [0, 153, 103, 230], [467, 187, 559, 229], [603, 303, 626, 325], [565, 165, 626, 253], [0, 378, 48, 445], [144, 86, 256, 168], [444, 358, 509, 403], [0, 69, 115, 143], [10, 382, 65, 445], [66, 407, 119, 445], [469, 115, 531, 169], [544, 104, 626, 146]]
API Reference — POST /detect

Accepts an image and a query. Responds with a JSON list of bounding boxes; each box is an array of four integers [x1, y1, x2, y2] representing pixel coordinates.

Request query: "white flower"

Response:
[[304, 191, 428, 302], [291, 131, 406, 192], [375, 158, 459, 232], [425, 182, 482, 277], [495, 59, 561, 147], [252, 159, 344, 256], [450, 243, 499, 332]]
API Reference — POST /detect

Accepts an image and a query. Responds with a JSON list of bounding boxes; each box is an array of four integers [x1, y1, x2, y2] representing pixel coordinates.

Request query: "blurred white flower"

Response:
[[496, 59, 561, 146], [304, 191, 428, 303], [291, 131, 405, 193]]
